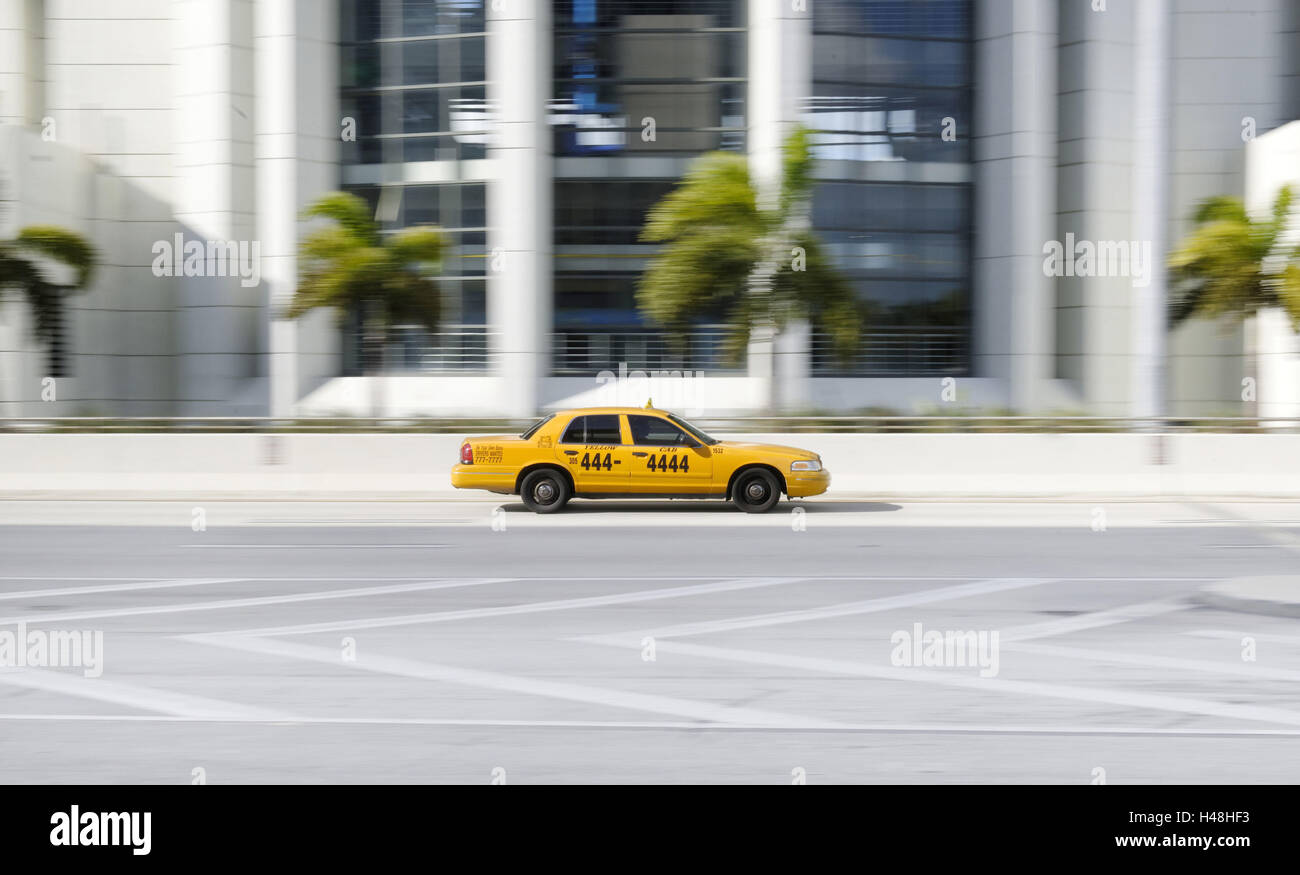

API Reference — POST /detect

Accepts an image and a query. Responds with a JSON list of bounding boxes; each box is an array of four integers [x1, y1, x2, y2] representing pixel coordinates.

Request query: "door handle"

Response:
[[632, 451, 648, 457], [564, 450, 579, 456]]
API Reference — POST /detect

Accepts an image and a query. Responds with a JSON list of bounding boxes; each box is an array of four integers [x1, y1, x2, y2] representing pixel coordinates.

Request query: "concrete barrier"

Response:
[[0, 432, 1298, 498]]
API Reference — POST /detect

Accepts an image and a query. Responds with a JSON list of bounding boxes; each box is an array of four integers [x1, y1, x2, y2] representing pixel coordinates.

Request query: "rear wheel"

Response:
[[520, 469, 571, 514], [731, 468, 781, 514]]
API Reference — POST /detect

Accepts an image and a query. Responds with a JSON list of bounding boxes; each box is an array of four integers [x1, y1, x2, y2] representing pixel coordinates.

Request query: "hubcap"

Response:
[[745, 481, 767, 501], [535, 481, 556, 503]]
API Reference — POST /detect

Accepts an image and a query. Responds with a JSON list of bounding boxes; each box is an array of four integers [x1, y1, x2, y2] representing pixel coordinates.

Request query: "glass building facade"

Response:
[[337, 0, 973, 378], [339, 0, 490, 373], [551, 0, 747, 375], [807, 0, 973, 375]]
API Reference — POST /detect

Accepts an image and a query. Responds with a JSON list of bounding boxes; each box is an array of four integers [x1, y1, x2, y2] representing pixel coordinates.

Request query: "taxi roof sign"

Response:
[[645, 398, 654, 409]]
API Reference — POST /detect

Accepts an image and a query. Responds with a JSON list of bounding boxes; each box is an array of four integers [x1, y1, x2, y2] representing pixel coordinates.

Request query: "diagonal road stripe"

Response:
[[181, 634, 849, 729], [613, 639, 1300, 728], [1000, 600, 1188, 642], [0, 578, 246, 602], [211, 576, 807, 637], [0, 578, 515, 626], [0, 668, 297, 721], [588, 577, 1055, 641], [1005, 641, 1300, 681]]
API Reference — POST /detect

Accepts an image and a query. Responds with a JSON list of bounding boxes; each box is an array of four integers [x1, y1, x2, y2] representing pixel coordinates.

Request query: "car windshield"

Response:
[[667, 413, 719, 446], [519, 414, 554, 440]]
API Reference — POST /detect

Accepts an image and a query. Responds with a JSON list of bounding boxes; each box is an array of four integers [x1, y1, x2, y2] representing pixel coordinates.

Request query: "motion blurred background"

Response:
[[1, 0, 1299, 422]]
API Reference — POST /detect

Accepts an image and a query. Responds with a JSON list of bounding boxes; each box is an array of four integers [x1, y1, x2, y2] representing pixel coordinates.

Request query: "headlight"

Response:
[[790, 460, 822, 472]]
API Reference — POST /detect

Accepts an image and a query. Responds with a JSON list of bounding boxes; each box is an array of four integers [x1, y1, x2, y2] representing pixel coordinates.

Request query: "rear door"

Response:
[[554, 413, 634, 493], [626, 413, 714, 493]]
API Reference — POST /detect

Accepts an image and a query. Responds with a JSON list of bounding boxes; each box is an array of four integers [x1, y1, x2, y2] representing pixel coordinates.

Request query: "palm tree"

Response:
[[1168, 185, 1300, 328], [0, 225, 98, 377], [1169, 185, 1300, 419], [636, 125, 860, 405], [288, 192, 446, 414]]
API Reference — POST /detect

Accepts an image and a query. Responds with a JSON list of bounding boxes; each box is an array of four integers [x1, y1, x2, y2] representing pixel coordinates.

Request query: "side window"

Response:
[[584, 414, 622, 444], [628, 415, 692, 447], [560, 416, 587, 444], [560, 414, 623, 444]]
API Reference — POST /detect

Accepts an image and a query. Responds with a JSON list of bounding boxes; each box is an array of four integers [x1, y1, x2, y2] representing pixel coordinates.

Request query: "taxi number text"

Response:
[[580, 452, 613, 471], [647, 453, 689, 473]]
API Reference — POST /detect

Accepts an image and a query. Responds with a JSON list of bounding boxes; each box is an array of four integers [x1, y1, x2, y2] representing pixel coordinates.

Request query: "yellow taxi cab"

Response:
[[450, 402, 829, 513]]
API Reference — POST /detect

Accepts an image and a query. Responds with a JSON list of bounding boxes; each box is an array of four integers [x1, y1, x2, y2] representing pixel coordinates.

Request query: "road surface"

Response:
[[2, 498, 1299, 783]]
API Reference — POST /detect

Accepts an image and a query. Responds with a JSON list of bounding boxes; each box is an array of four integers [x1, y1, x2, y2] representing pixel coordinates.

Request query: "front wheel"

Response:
[[731, 468, 782, 514], [520, 469, 571, 513]]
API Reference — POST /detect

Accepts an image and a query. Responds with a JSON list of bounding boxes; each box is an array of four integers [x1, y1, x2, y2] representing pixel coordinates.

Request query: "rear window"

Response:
[[560, 414, 622, 444], [520, 414, 554, 440]]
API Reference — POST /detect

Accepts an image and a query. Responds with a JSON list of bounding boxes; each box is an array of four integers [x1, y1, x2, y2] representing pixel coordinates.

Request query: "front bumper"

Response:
[[786, 467, 831, 498]]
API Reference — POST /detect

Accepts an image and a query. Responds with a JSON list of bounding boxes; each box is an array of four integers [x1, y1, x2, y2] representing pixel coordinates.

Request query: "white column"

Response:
[[0, 0, 41, 128], [257, 0, 341, 417], [173, 0, 256, 413], [748, 0, 811, 412], [1130, 0, 1171, 421], [487, 0, 552, 417], [973, 0, 1058, 412]]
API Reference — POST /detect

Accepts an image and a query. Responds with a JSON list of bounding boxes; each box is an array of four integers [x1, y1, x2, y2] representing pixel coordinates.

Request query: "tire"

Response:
[[520, 468, 571, 513], [731, 468, 782, 514]]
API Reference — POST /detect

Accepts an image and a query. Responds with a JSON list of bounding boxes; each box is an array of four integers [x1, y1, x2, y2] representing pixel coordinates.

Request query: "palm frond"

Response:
[[302, 192, 380, 246], [640, 152, 761, 243], [779, 125, 816, 216]]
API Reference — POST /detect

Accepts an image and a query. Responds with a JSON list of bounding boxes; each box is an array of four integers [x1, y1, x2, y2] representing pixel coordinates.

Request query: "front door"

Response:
[[625, 413, 714, 493]]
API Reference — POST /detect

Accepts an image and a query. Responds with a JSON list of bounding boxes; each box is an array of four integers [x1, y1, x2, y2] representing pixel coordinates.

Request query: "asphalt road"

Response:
[[2, 498, 1300, 783]]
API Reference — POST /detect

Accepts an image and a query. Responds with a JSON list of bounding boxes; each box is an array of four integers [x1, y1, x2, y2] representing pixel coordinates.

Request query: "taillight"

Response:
[[460, 442, 473, 464]]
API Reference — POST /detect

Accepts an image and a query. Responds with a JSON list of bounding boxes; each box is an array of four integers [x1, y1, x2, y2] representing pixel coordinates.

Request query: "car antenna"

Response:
[[645, 398, 654, 409]]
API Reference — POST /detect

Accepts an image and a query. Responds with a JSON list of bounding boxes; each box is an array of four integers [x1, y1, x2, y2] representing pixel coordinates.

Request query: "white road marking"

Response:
[[0, 578, 515, 625], [591, 577, 1055, 641], [603, 639, 1300, 728], [1000, 600, 1189, 642], [212, 576, 806, 637], [181, 634, 849, 729], [1005, 642, 1300, 681], [0, 578, 245, 602], [5, 712, 1300, 737], [1188, 630, 1300, 645], [0, 668, 295, 721], [181, 544, 451, 549]]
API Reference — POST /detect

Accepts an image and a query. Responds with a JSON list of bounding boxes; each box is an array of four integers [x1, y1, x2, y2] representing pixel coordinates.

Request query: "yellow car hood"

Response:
[[712, 440, 819, 460]]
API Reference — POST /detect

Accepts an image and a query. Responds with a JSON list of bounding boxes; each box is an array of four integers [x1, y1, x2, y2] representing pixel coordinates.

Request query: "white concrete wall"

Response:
[[3, 0, 341, 418], [0, 126, 178, 416], [295, 374, 1018, 417], [4, 432, 1300, 498], [1244, 120, 1300, 421], [1164, 0, 1285, 416]]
